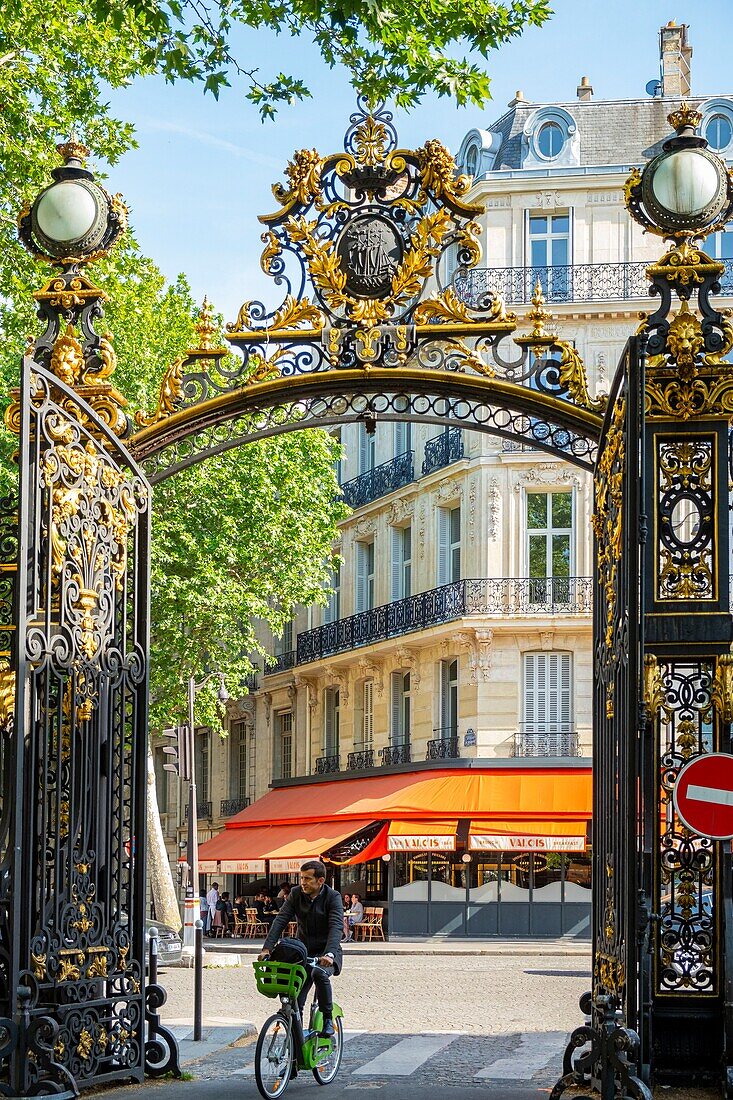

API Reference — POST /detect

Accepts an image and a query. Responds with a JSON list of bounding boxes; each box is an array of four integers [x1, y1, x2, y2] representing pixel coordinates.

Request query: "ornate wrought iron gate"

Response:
[[0, 359, 174, 1095]]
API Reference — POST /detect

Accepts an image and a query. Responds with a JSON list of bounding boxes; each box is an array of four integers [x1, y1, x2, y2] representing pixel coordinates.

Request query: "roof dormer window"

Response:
[[706, 114, 733, 152], [537, 121, 564, 159]]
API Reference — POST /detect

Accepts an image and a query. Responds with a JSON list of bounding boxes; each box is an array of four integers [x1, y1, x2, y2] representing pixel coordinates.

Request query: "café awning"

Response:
[[198, 818, 375, 864], [387, 819, 457, 852], [468, 818, 587, 853]]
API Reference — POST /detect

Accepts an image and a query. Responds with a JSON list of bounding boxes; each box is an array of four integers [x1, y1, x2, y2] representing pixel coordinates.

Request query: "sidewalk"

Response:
[[202, 935, 591, 958]]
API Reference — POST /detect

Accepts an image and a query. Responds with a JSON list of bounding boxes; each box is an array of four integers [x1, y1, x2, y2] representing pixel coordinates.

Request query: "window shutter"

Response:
[[437, 508, 450, 585], [356, 543, 367, 613], [403, 526, 412, 598], [524, 653, 537, 732], [440, 660, 450, 730], [325, 690, 333, 753], [450, 506, 461, 582], [358, 423, 370, 473], [390, 672, 402, 744], [363, 680, 374, 744], [390, 527, 402, 601], [560, 653, 572, 731]]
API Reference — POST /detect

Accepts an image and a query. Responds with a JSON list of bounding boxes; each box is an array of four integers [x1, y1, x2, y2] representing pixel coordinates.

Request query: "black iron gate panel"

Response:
[[0, 362, 156, 1095], [591, 336, 642, 1027]]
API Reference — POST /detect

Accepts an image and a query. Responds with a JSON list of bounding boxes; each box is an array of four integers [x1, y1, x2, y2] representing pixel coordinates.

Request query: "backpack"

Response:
[[269, 936, 307, 965]]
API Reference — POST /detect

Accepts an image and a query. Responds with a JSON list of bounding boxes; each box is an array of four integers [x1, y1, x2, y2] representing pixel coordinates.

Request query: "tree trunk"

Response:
[[146, 747, 182, 931]]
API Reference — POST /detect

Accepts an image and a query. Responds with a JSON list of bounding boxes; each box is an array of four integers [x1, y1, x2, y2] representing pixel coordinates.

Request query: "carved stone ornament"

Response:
[[226, 696, 255, 722], [351, 516, 378, 539], [387, 497, 415, 526], [325, 667, 349, 705], [514, 465, 583, 492], [294, 674, 319, 711], [539, 631, 554, 651], [434, 480, 464, 506], [452, 628, 493, 683], [487, 478, 500, 542], [358, 657, 384, 697], [394, 646, 421, 686], [262, 692, 272, 726], [468, 477, 478, 543]]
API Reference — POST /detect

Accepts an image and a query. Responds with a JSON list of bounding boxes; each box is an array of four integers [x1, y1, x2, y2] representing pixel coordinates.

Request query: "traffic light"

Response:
[[161, 725, 191, 781]]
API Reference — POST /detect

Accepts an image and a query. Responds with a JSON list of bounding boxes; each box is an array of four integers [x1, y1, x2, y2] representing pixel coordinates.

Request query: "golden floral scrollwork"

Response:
[[0, 666, 15, 730], [97, 1028, 109, 1051], [54, 1040, 65, 1061], [555, 340, 607, 413], [594, 860, 626, 1000], [353, 327, 381, 364], [244, 350, 283, 386], [656, 439, 714, 602], [271, 148, 324, 213], [194, 295, 218, 350], [118, 944, 129, 972], [414, 284, 513, 328], [58, 951, 84, 983], [647, 241, 724, 290], [31, 952, 47, 981], [76, 1028, 94, 1061], [86, 948, 109, 979], [134, 357, 185, 428], [713, 655, 733, 723], [33, 271, 108, 313], [592, 396, 625, 719], [259, 230, 282, 276], [284, 215, 349, 313], [71, 903, 94, 936], [414, 139, 482, 215], [59, 800, 70, 839], [352, 115, 388, 167], [454, 222, 482, 269], [622, 166, 642, 212], [643, 654, 665, 716]]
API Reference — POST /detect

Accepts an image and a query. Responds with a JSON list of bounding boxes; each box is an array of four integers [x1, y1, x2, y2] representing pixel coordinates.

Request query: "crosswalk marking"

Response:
[[351, 1033, 458, 1077], [474, 1030, 567, 1080]]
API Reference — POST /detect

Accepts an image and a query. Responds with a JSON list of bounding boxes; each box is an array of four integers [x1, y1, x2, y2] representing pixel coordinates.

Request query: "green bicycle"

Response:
[[252, 958, 344, 1098]]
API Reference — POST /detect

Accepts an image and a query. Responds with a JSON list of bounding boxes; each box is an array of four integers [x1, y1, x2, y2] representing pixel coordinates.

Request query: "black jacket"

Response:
[[263, 884, 344, 974]]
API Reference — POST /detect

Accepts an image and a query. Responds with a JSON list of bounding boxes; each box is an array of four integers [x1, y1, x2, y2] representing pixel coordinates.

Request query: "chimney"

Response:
[[508, 90, 526, 107], [577, 76, 593, 102], [660, 21, 692, 98]]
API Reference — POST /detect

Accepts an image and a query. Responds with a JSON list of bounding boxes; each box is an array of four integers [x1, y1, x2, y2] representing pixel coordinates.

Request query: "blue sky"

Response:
[[103, 0, 730, 323]]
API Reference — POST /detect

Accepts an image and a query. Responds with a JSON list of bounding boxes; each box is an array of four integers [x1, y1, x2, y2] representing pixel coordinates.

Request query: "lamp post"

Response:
[[182, 670, 229, 953]]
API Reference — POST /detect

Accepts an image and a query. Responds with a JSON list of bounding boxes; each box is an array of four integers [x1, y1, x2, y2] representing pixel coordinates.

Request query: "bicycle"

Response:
[[252, 957, 344, 1098]]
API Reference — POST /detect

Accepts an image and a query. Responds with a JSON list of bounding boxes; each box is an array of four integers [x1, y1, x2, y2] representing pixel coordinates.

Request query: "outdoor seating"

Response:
[[287, 920, 298, 937], [243, 907, 269, 938], [354, 906, 385, 941], [233, 912, 247, 938]]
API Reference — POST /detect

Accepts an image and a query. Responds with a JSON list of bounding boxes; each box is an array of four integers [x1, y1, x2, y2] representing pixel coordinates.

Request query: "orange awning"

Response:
[[387, 819, 457, 852], [198, 818, 374, 864], [225, 768, 592, 828], [468, 818, 587, 852]]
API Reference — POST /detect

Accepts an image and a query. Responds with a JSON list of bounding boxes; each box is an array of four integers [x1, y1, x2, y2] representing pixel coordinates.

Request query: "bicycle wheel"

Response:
[[254, 1013, 293, 1099], [312, 1016, 343, 1085]]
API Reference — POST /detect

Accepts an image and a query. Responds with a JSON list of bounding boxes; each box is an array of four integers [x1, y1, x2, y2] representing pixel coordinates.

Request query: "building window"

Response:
[[198, 731, 210, 804], [526, 490, 573, 603], [394, 420, 411, 457], [709, 224, 733, 263], [324, 688, 340, 756], [437, 505, 461, 586], [528, 214, 570, 301], [355, 539, 375, 612], [466, 144, 479, 177], [390, 524, 412, 601], [706, 113, 733, 152], [230, 718, 250, 801], [391, 670, 411, 745], [537, 121, 564, 159], [439, 659, 458, 739], [355, 679, 374, 747], [523, 651, 572, 735], [325, 561, 341, 623], [276, 710, 293, 779], [358, 422, 376, 474], [275, 619, 293, 656]]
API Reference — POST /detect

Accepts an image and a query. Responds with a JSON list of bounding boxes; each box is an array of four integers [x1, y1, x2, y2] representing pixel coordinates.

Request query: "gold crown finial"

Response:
[[56, 130, 90, 166], [194, 296, 217, 351], [668, 101, 702, 134]]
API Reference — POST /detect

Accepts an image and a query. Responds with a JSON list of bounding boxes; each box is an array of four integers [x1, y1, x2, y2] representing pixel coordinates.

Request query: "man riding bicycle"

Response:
[[258, 860, 343, 1038]]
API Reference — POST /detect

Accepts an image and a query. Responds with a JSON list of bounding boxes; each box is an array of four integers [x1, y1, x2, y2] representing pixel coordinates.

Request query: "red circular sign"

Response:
[[674, 753, 733, 840]]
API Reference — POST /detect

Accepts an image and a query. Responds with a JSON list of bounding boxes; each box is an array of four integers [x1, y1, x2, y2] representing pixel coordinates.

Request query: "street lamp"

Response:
[[182, 670, 229, 952]]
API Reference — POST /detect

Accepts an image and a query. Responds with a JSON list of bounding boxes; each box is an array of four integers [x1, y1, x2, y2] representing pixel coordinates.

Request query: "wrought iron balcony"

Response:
[[381, 743, 412, 766], [422, 428, 464, 476], [243, 670, 259, 692], [512, 727, 581, 758], [426, 733, 460, 760], [453, 260, 733, 307], [296, 577, 592, 664], [220, 797, 250, 816], [315, 753, 340, 775], [340, 449, 414, 509], [347, 748, 375, 770], [264, 650, 296, 676], [184, 801, 212, 820]]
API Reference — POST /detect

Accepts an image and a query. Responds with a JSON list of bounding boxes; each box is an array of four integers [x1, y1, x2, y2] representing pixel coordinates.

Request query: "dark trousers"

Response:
[[297, 962, 334, 1020]]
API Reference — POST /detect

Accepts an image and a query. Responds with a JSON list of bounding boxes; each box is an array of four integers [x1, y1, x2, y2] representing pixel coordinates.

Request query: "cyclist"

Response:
[[258, 860, 343, 1038]]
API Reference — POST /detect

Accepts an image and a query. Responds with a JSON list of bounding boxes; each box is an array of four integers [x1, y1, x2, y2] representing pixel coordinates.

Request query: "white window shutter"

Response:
[[390, 672, 402, 743], [437, 508, 450, 585], [324, 690, 333, 752], [390, 527, 402, 601], [560, 653, 572, 730], [358, 423, 369, 473], [440, 660, 450, 729], [356, 543, 367, 612], [524, 653, 537, 732]]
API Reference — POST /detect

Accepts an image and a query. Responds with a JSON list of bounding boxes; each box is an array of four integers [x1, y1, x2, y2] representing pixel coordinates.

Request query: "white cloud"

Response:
[[139, 118, 281, 169]]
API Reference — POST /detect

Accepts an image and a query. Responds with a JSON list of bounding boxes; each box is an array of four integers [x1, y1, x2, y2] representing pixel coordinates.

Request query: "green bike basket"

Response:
[[253, 960, 307, 999]]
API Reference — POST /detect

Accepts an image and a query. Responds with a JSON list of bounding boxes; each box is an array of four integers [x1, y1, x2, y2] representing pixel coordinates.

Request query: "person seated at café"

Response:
[[343, 892, 364, 941], [342, 892, 352, 914], [234, 895, 247, 921], [261, 894, 279, 925], [274, 883, 292, 909]]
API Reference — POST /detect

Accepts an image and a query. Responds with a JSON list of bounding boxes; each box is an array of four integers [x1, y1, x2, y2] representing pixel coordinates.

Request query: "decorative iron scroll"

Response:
[[0, 361, 156, 1096], [130, 101, 606, 478], [656, 437, 716, 602], [655, 659, 717, 996]]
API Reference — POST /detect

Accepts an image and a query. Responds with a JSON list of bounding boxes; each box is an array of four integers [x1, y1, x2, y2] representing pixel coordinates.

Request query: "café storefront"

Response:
[[197, 765, 592, 939]]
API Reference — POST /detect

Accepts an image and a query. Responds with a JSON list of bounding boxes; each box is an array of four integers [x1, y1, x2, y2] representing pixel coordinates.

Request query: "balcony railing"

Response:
[[220, 797, 250, 816], [340, 450, 414, 509], [422, 428, 464, 476], [265, 651, 296, 676], [512, 727, 581, 758], [347, 748, 375, 770], [296, 577, 592, 664], [243, 670, 259, 692], [184, 802, 212, 820], [454, 260, 733, 307], [315, 753, 341, 775], [381, 743, 411, 766], [426, 733, 460, 760]]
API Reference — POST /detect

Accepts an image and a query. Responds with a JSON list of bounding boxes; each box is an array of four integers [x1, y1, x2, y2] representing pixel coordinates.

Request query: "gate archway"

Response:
[[6, 98, 733, 1100]]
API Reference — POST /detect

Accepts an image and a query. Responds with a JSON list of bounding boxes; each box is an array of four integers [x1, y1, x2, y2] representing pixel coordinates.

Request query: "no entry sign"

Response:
[[674, 753, 733, 839]]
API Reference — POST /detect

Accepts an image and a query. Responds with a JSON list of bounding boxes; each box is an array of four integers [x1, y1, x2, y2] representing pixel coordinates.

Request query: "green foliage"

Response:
[[0, 0, 553, 126]]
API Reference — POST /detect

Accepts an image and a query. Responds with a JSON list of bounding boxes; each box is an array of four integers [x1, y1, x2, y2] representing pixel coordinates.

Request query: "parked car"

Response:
[[146, 918, 183, 966]]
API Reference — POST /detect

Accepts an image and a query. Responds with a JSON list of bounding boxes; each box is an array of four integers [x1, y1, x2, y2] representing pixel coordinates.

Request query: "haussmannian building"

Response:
[[153, 21, 733, 937]]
